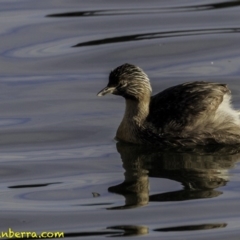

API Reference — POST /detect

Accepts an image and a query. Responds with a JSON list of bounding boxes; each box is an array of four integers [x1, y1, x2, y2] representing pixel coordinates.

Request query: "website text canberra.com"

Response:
[[0, 228, 64, 238]]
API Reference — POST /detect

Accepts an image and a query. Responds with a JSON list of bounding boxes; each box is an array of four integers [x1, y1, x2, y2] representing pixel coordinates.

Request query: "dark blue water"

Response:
[[1, 0, 240, 239]]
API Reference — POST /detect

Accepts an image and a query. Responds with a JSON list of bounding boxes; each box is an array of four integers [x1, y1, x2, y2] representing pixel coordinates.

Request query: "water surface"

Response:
[[1, 0, 240, 239]]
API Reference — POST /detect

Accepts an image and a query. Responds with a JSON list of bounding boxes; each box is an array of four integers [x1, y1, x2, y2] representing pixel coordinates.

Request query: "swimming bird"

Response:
[[97, 63, 240, 147]]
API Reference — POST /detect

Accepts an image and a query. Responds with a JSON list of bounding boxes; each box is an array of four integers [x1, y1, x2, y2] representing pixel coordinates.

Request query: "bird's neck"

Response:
[[124, 98, 150, 124], [116, 96, 150, 143]]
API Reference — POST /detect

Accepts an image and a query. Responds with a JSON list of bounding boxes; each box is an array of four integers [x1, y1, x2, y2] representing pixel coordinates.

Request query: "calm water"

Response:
[[1, 0, 240, 239]]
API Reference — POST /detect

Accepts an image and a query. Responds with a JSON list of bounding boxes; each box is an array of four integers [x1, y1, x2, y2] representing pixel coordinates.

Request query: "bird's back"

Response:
[[146, 82, 240, 145]]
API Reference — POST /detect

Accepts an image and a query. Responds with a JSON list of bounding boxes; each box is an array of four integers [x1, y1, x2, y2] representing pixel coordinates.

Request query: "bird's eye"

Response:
[[116, 82, 128, 92], [119, 83, 128, 88]]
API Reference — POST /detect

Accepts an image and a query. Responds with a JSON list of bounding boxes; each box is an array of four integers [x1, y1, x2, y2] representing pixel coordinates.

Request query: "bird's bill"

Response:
[[97, 86, 116, 96]]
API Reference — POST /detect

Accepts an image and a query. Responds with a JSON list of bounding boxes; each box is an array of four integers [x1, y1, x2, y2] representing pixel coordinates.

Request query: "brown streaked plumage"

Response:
[[97, 63, 240, 147]]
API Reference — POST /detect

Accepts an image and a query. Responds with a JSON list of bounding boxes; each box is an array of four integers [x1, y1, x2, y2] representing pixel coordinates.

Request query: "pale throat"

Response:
[[116, 95, 150, 143], [124, 98, 150, 124]]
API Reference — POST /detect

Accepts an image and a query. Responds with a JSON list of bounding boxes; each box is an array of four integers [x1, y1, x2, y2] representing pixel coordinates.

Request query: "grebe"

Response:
[[97, 63, 240, 147]]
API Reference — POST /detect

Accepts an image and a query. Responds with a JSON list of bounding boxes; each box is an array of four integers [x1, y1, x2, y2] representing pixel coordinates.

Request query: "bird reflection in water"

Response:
[[108, 142, 240, 209]]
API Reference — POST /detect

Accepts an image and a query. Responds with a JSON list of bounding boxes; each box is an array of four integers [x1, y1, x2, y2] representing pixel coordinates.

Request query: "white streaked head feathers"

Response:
[[108, 63, 152, 99]]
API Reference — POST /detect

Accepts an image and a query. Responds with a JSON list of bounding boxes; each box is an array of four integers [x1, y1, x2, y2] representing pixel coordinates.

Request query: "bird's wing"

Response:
[[148, 82, 230, 132]]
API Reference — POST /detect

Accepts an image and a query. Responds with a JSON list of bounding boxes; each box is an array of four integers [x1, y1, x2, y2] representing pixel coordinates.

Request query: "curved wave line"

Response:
[[46, 1, 240, 18], [72, 28, 240, 47]]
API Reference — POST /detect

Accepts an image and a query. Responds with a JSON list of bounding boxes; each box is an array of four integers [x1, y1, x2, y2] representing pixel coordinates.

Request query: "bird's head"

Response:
[[97, 63, 152, 101]]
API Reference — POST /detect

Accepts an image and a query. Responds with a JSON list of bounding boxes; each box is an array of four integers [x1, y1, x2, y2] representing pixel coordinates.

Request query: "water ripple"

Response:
[[0, 118, 30, 127], [6, 28, 240, 59], [46, 1, 240, 18], [3, 37, 78, 58], [8, 182, 61, 189], [154, 223, 227, 232], [73, 28, 240, 47]]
